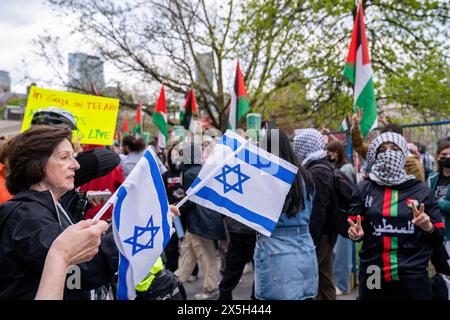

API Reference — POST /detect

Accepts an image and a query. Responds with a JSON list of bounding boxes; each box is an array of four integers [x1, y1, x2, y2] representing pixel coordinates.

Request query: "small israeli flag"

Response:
[[104, 147, 173, 300], [187, 130, 298, 236]]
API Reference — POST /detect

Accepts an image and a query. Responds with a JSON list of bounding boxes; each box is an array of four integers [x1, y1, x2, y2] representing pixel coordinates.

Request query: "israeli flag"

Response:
[[109, 147, 173, 300], [187, 130, 298, 236]]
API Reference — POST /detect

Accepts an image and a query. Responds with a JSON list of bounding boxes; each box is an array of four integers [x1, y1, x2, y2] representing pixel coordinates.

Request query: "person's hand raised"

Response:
[[411, 203, 433, 232], [347, 215, 364, 241], [351, 109, 363, 128]]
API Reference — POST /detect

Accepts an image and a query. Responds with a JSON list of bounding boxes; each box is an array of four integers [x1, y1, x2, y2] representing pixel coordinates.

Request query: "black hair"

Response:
[[260, 129, 314, 217], [326, 141, 349, 168], [381, 123, 403, 135], [122, 135, 145, 152]]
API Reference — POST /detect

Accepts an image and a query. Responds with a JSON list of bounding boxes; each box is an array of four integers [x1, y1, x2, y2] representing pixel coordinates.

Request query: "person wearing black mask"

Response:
[[427, 140, 450, 248]]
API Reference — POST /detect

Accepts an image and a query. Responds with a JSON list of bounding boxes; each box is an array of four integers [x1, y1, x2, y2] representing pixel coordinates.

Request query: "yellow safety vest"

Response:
[[135, 257, 164, 292]]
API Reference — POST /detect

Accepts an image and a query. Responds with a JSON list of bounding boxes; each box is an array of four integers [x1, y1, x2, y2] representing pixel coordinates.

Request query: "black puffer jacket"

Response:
[[182, 164, 226, 241], [0, 190, 118, 300]]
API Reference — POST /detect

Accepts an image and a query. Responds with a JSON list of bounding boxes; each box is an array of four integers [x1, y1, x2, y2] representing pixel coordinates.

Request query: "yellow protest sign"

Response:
[[22, 86, 120, 145]]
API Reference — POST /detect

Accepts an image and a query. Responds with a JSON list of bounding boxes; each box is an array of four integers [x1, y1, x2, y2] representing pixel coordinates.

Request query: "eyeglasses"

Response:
[[54, 152, 78, 163]]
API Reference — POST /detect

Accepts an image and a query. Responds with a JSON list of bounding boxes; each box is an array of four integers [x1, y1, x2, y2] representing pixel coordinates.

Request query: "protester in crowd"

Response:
[[0, 126, 119, 299], [174, 143, 226, 300], [326, 141, 356, 296], [407, 143, 425, 182], [416, 142, 436, 180], [0, 138, 12, 204], [253, 128, 317, 300], [78, 144, 125, 221], [218, 217, 256, 300], [427, 140, 450, 248], [350, 112, 424, 181], [293, 128, 336, 300], [30, 107, 122, 222], [35, 219, 109, 300], [121, 135, 146, 178], [162, 143, 186, 272], [347, 132, 444, 300], [121, 135, 167, 178]]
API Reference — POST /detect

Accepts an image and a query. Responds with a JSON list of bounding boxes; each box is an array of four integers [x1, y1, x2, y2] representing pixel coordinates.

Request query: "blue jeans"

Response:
[[254, 225, 318, 300], [332, 235, 353, 292]]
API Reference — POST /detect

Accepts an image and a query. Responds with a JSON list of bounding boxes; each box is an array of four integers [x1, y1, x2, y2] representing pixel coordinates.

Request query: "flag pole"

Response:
[[176, 137, 249, 209], [91, 192, 118, 221]]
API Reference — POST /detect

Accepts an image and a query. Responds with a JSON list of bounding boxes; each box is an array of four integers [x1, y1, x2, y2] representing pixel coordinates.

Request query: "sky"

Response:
[[0, 1, 68, 93]]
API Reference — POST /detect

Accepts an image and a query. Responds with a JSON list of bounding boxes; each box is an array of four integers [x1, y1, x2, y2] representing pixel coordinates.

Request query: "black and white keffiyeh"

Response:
[[293, 128, 327, 166], [366, 132, 415, 186]]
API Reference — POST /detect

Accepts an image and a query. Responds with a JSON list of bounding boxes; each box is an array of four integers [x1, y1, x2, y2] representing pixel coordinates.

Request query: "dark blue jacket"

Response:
[[181, 165, 226, 241]]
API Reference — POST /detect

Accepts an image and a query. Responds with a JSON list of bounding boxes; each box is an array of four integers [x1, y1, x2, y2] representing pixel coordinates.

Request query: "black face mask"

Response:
[[439, 158, 450, 168]]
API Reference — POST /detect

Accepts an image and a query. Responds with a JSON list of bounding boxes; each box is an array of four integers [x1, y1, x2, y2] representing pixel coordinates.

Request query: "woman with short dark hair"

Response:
[[0, 125, 119, 299]]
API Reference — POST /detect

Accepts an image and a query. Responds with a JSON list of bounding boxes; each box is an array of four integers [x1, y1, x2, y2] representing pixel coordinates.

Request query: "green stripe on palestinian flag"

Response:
[[122, 116, 129, 137], [343, 2, 377, 137], [228, 61, 250, 129], [382, 188, 400, 281], [134, 99, 143, 137], [180, 89, 198, 132], [152, 84, 168, 149]]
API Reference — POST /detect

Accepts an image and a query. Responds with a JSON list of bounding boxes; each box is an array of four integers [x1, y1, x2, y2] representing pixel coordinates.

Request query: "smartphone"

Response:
[[86, 190, 112, 203]]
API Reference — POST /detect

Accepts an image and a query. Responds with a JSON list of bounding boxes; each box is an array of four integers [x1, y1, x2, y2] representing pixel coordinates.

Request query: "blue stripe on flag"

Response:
[[113, 186, 128, 231], [196, 185, 276, 234], [220, 134, 296, 185], [144, 150, 170, 248], [117, 253, 130, 300], [220, 134, 241, 150]]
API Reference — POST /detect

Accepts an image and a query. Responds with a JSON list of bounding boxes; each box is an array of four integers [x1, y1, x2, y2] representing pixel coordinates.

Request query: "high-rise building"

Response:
[[0, 71, 11, 94], [68, 53, 104, 92]]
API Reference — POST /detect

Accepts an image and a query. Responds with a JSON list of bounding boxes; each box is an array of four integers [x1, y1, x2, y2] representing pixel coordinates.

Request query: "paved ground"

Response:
[[183, 261, 359, 300]]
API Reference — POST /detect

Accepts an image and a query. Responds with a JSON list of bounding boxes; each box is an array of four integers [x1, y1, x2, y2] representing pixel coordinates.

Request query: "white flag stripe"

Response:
[[354, 46, 373, 104]]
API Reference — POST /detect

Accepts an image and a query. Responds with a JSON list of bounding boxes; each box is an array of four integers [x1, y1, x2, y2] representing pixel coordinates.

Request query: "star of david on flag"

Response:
[[124, 215, 160, 256], [101, 147, 173, 300], [185, 130, 298, 236], [214, 164, 250, 194]]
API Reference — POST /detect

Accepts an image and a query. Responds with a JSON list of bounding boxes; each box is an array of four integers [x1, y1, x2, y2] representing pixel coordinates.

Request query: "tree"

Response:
[[38, 0, 450, 131]]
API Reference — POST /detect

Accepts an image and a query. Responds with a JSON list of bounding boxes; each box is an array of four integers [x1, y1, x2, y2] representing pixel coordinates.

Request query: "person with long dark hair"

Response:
[[427, 140, 450, 252], [253, 129, 317, 300], [326, 141, 356, 296]]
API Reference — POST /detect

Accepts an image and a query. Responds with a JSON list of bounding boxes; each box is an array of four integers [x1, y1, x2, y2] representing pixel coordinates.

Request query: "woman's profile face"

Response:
[[44, 139, 80, 195]]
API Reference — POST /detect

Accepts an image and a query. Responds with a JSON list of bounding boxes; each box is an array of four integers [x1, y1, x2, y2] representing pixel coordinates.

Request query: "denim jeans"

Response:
[[254, 225, 318, 300], [332, 235, 353, 292]]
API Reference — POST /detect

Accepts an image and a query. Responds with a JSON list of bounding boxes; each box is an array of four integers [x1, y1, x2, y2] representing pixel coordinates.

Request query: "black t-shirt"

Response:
[[435, 174, 450, 200]]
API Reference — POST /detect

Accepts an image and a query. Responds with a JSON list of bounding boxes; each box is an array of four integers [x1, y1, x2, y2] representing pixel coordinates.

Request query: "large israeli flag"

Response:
[[109, 147, 173, 300], [187, 130, 298, 236]]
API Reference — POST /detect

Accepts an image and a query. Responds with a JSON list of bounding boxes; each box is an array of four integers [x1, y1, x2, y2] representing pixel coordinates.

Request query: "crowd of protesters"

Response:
[[0, 107, 449, 301]]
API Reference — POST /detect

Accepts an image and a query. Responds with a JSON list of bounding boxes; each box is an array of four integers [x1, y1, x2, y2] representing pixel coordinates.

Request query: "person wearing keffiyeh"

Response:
[[347, 132, 445, 300], [293, 128, 336, 300]]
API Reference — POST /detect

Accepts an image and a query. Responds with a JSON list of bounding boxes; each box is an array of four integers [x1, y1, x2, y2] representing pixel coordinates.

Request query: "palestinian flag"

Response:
[[406, 198, 419, 209], [180, 89, 198, 131], [152, 84, 168, 149], [339, 116, 351, 132], [343, 2, 377, 137], [228, 61, 250, 129], [122, 116, 129, 138], [134, 99, 142, 137]]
